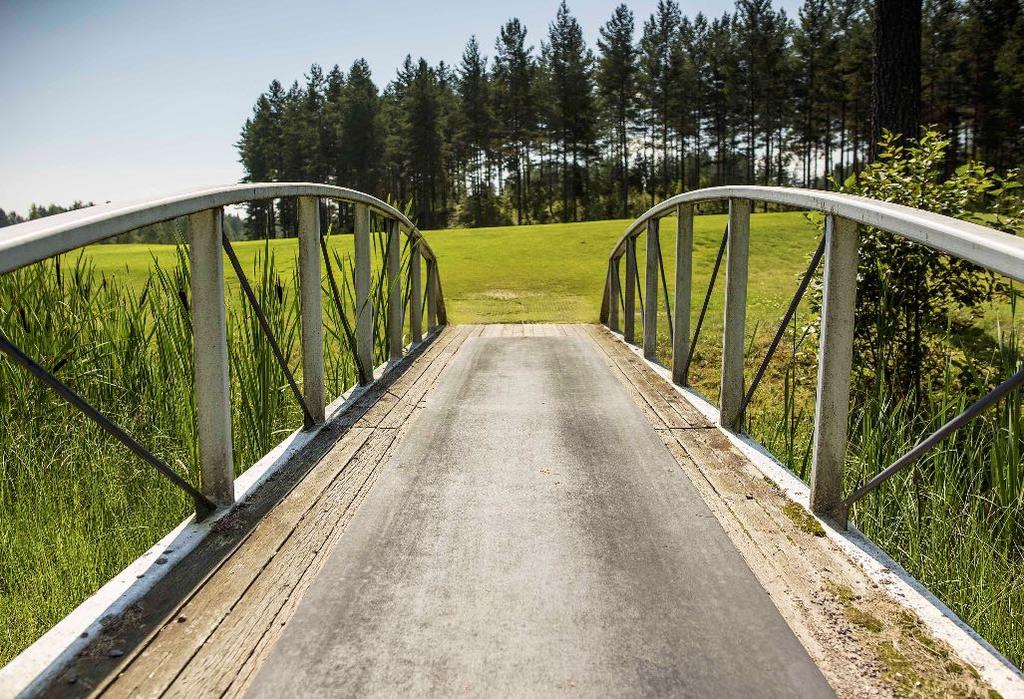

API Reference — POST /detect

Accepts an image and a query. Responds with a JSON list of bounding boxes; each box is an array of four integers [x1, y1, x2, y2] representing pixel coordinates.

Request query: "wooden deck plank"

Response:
[[98, 327, 470, 698], [353, 328, 466, 428], [166, 431, 399, 698], [378, 327, 472, 430], [67, 323, 994, 699], [586, 324, 682, 425], [586, 325, 713, 428], [579, 324, 994, 698], [100, 427, 374, 698], [220, 329, 473, 696], [585, 326, 698, 429]]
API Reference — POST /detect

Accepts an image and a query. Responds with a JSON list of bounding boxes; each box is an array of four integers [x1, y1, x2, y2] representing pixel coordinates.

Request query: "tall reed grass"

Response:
[[747, 306, 1024, 667], [0, 227, 408, 663]]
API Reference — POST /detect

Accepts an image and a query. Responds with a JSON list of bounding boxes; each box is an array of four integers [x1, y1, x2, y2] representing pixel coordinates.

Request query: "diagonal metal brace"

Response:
[[0, 329, 217, 517], [320, 234, 369, 386], [840, 364, 1024, 520], [221, 236, 316, 428], [681, 224, 729, 385], [631, 241, 644, 320], [737, 235, 827, 422], [658, 240, 673, 342]]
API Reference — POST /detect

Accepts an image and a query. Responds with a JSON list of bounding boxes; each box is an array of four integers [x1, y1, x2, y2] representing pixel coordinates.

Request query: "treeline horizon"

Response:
[[235, 0, 1024, 233]]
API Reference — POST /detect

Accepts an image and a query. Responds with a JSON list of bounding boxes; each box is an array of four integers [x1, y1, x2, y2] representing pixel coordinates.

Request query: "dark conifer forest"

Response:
[[235, 0, 1024, 232]]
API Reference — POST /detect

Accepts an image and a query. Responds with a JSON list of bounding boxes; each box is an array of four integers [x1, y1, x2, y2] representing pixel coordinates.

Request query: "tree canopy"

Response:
[[235, 0, 1024, 231]]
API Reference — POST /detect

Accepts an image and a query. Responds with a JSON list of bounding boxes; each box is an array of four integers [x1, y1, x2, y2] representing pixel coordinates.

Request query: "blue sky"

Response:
[[0, 0, 797, 214]]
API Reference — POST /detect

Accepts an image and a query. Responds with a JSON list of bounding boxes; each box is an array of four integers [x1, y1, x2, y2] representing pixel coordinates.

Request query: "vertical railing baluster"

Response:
[[410, 236, 423, 344], [297, 196, 325, 427], [435, 269, 448, 325], [810, 215, 859, 520], [189, 208, 233, 509], [387, 219, 403, 361], [608, 256, 621, 333], [644, 219, 660, 360], [624, 236, 637, 343], [354, 203, 373, 385], [719, 199, 751, 429], [672, 203, 694, 385], [427, 258, 438, 331]]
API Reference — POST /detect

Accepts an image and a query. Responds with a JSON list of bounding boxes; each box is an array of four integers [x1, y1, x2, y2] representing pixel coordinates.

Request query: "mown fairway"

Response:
[[84, 211, 823, 414], [86, 210, 822, 400], [84, 211, 820, 326]]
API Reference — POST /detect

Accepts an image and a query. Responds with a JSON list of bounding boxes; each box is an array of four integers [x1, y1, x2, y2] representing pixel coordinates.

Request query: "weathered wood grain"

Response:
[[583, 324, 994, 699], [96, 326, 469, 698], [585, 325, 711, 429]]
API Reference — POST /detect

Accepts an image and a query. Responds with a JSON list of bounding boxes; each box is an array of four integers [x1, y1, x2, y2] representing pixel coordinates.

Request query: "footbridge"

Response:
[[1, 184, 1023, 697]]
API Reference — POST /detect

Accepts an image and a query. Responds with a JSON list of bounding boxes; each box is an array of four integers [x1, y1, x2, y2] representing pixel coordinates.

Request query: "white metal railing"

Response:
[[0, 183, 447, 515], [601, 186, 1024, 524]]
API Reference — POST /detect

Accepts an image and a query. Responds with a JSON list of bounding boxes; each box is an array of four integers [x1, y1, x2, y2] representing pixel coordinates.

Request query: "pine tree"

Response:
[[403, 59, 446, 227], [871, 0, 922, 154], [832, 0, 873, 179], [794, 0, 830, 185], [995, 12, 1024, 162], [277, 80, 308, 234], [493, 18, 537, 224], [962, 0, 1021, 166], [457, 37, 494, 226], [436, 61, 462, 220], [596, 5, 639, 217], [705, 14, 741, 186], [323, 65, 345, 185], [303, 64, 329, 185], [543, 1, 597, 221], [735, 0, 791, 183], [237, 83, 284, 236], [639, 0, 682, 199], [338, 59, 382, 195], [228, 0, 1024, 231], [679, 14, 713, 188]]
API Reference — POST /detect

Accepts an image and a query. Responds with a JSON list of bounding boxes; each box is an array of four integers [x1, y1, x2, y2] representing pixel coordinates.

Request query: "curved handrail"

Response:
[[603, 185, 1023, 527], [608, 185, 1024, 282], [0, 183, 439, 274], [0, 182, 446, 518]]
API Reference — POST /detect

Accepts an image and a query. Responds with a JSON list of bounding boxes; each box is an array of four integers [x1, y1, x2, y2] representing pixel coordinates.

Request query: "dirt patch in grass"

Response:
[[477, 289, 539, 301]]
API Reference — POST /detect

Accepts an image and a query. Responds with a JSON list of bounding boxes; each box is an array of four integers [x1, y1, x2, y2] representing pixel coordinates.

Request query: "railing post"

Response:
[[810, 215, 859, 519], [426, 258, 438, 331], [624, 236, 637, 343], [387, 219, 403, 361], [189, 208, 233, 509], [608, 256, 621, 333], [720, 199, 750, 429], [644, 219, 660, 359], [297, 196, 325, 427], [410, 237, 423, 344], [672, 203, 694, 385], [354, 203, 373, 385]]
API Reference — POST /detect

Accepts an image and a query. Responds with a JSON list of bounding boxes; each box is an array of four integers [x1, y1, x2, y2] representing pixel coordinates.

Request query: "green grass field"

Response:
[[85, 211, 820, 325], [84, 211, 822, 405]]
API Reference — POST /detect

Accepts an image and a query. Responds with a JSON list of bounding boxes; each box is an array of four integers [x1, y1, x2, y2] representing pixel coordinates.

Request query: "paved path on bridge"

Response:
[[247, 327, 833, 697]]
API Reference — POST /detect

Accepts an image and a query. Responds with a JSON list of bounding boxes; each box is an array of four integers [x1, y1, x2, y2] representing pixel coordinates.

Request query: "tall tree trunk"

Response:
[[871, 0, 922, 157]]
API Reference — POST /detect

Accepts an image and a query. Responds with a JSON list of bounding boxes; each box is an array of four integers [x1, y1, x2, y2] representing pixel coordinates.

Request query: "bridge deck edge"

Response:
[[0, 330, 445, 699], [597, 325, 1024, 698]]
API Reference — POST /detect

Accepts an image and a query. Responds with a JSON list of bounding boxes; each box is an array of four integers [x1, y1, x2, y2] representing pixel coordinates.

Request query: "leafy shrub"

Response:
[[827, 129, 1023, 401]]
